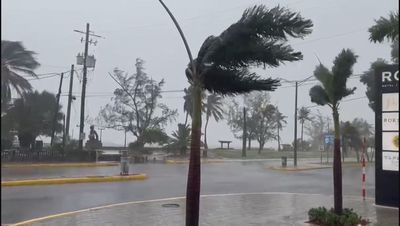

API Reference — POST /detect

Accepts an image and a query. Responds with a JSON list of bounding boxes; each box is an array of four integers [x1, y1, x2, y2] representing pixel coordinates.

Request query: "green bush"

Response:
[[308, 207, 367, 226]]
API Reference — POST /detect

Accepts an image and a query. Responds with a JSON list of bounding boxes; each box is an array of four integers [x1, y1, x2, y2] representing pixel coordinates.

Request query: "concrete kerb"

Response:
[[268, 164, 332, 171], [10, 192, 380, 226], [165, 159, 225, 164], [1, 174, 147, 187], [1, 162, 119, 168]]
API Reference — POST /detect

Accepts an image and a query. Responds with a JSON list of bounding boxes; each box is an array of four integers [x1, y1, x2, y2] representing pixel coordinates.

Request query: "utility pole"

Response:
[[65, 64, 74, 143], [74, 23, 103, 151], [78, 23, 90, 151], [50, 73, 64, 147], [242, 107, 247, 158], [99, 128, 104, 141], [293, 81, 298, 167]]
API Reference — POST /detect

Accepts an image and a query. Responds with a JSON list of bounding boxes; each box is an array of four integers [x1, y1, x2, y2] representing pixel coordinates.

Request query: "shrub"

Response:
[[308, 207, 369, 226]]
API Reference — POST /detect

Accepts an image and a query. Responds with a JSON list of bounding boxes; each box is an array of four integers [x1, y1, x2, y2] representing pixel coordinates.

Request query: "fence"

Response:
[[1, 148, 96, 162]]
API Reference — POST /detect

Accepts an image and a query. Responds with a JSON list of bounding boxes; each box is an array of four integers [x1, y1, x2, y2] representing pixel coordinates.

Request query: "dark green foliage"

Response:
[[3, 91, 63, 149], [310, 49, 357, 107], [1, 40, 40, 110], [308, 207, 368, 226], [359, 59, 389, 112], [186, 5, 313, 96], [166, 123, 191, 156], [142, 128, 170, 145], [368, 11, 399, 43]]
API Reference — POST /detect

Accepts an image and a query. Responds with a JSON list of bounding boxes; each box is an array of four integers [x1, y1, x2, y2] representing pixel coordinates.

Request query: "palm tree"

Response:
[[298, 107, 313, 151], [203, 93, 223, 158], [1, 41, 40, 111], [170, 123, 191, 156], [158, 2, 313, 225], [368, 11, 399, 44], [309, 49, 357, 215], [274, 109, 287, 151], [183, 85, 205, 126]]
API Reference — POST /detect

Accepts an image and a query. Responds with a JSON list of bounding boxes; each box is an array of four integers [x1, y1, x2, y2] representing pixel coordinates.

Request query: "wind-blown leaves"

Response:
[[309, 85, 330, 106], [368, 11, 399, 43], [201, 66, 280, 95], [1, 41, 40, 109]]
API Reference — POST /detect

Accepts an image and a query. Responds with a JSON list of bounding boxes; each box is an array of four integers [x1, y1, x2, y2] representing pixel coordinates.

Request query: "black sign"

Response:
[[375, 64, 399, 207]]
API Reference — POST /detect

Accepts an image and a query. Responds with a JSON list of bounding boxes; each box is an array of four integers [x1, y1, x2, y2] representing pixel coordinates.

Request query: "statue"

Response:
[[85, 125, 102, 150], [88, 125, 99, 141]]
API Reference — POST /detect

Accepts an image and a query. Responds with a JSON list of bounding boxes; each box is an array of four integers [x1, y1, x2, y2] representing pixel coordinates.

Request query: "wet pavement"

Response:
[[15, 193, 399, 226], [2, 159, 378, 224]]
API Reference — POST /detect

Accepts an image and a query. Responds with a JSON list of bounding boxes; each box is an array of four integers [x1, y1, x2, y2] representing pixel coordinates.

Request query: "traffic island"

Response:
[[1, 174, 147, 187], [1, 162, 119, 168]]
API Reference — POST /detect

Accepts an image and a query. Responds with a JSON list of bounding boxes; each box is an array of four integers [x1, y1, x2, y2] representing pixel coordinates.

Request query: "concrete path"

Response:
[[13, 193, 398, 226]]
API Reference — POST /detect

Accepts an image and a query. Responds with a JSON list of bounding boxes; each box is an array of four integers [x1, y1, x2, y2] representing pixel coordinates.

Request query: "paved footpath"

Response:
[[14, 193, 398, 226]]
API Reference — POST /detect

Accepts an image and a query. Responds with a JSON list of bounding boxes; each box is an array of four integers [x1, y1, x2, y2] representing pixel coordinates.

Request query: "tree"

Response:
[[360, 59, 389, 112], [351, 118, 374, 161], [226, 95, 257, 149], [99, 58, 177, 150], [1, 40, 40, 112], [159, 2, 313, 225], [362, 11, 399, 111], [203, 93, 223, 157], [305, 110, 331, 150], [166, 123, 191, 156], [298, 107, 313, 151], [4, 91, 63, 149], [248, 93, 277, 153], [340, 121, 361, 161], [309, 49, 357, 215], [274, 108, 287, 151]]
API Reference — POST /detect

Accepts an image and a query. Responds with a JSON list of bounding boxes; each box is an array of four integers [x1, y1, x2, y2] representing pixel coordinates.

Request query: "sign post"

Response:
[[375, 64, 399, 207]]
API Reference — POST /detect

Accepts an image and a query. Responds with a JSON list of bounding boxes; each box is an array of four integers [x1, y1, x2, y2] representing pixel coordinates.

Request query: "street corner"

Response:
[[1, 174, 148, 187]]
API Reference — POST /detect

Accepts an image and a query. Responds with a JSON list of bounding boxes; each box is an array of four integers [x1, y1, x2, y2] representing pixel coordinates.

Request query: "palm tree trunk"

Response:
[[184, 111, 189, 126], [248, 137, 251, 149], [186, 84, 202, 226], [332, 108, 343, 215], [277, 127, 281, 151], [203, 116, 209, 158]]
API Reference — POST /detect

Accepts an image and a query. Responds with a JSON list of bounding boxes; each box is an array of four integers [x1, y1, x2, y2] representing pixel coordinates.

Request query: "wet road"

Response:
[[1, 160, 375, 224]]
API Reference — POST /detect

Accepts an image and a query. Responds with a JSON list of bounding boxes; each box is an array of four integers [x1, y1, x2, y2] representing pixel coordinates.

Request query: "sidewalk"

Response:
[[12, 193, 398, 226]]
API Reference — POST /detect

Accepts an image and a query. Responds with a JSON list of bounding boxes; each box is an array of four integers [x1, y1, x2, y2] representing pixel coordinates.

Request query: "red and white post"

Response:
[[361, 137, 367, 201]]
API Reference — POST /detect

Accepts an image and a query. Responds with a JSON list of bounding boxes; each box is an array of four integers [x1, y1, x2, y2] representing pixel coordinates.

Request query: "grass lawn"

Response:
[[210, 148, 361, 160]]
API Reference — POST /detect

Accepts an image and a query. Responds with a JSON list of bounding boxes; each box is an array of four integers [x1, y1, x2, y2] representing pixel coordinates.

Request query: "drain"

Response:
[[162, 203, 180, 208]]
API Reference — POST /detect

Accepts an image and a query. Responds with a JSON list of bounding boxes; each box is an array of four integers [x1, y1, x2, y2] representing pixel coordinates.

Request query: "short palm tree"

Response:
[[159, 2, 313, 225], [1, 41, 40, 111], [203, 93, 223, 157], [298, 106, 313, 151], [170, 123, 191, 156], [309, 49, 357, 215], [274, 109, 287, 151], [183, 85, 205, 126]]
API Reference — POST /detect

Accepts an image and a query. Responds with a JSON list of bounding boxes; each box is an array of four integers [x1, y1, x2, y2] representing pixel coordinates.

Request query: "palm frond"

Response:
[[201, 66, 280, 95], [332, 49, 357, 101], [197, 5, 313, 68], [368, 11, 399, 43], [309, 85, 330, 106]]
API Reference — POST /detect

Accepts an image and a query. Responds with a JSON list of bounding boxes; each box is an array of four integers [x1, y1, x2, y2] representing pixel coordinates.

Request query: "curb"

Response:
[[165, 159, 225, 164], [268, 165, 332, 171], [1, 174, 147, 187], [1, 162, 119, 168]]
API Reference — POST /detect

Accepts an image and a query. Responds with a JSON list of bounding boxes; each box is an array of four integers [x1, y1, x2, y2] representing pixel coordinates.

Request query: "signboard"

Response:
[[375, 64, 399, 207], [324, 134, 334, 145]]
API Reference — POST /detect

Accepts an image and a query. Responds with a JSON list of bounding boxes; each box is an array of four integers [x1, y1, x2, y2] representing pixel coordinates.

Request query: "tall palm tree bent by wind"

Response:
[[158, 2, 313, 225], [1, 41, 40, 111], [309, 49, 357, 215]]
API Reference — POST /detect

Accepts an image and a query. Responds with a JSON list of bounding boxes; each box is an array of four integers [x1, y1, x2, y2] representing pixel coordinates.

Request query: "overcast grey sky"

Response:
[[2, 0, 398, 148]]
